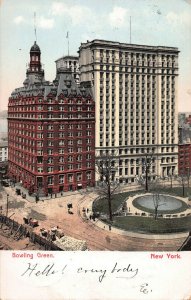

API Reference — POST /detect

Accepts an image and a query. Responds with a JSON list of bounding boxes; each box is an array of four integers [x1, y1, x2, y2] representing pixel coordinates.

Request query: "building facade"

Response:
[[79, 39, 179, 182], [55, 55, 80, 85], [178, 143, 191, 176], [0, 141, 8, 163], [178, 112, 191, 144], [8, 42, 95, 196]]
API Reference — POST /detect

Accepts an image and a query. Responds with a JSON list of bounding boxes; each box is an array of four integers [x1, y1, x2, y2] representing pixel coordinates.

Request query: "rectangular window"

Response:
[[47, 167, 53, 173], [47, 149, 53, 154], [68, 174, 73, 182], [47, 176, 53, 184], [59, 149, 64, 154], [77, 173, 82, 181], [47, 157, 53, 164], [86, 171, 91, 180], [59, 175, 64, 184], [37, 167, 43, 173]]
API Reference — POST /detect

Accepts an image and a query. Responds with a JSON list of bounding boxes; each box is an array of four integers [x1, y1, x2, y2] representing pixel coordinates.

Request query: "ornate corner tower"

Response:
[[25, 41, 44, 86]]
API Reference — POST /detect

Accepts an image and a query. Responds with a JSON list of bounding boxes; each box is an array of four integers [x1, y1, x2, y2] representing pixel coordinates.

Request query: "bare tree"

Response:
[[186, 167, 191, 189], [152, 193, 165, 220], [141, 154, 154, 192], [148, 179, 166, 220], [95, 152, 120, 221], [177, 174, 187, 197]]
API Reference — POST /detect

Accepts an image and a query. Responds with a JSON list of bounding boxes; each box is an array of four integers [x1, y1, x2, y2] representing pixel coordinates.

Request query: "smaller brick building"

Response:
[[178, 143, 191, 176]]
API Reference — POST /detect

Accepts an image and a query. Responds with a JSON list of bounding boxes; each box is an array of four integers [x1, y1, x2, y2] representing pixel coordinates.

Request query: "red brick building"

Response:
[[8, 42, 95, 196], [178, 143, 191, 176]]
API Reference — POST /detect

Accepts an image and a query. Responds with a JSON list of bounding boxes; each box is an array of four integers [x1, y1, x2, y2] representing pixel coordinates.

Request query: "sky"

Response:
[[0, 0, 191, 112]]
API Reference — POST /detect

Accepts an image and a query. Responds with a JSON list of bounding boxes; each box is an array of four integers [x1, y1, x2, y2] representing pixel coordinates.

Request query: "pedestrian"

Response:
[[109, 225, 111, 231], [87, 208, 89, 213]]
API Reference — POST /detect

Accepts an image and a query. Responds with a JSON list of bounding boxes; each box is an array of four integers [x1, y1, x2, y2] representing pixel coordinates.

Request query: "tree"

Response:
[[148, 180, 166, 220], [95, 152, 120, 221], [186, 167, 191, 189], [141, 154, 154, 192], [177, 174, 186, 197], [152, 193, 165, 220]]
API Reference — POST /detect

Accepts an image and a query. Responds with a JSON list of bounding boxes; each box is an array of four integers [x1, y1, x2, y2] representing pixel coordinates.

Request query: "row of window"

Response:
[[98, 49, 176, 60], [10, 98, 93, 105], [8, 113, 94, 119], [46, 171, 92, 184], [37, 163, 92, 173]]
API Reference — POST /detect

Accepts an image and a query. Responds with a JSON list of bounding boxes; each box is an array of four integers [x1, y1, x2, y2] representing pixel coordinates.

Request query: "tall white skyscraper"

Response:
[[79, 39, 179, 183]]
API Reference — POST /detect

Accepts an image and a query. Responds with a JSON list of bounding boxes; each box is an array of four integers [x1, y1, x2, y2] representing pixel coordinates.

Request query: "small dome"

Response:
[[30, 41, 40, 52]]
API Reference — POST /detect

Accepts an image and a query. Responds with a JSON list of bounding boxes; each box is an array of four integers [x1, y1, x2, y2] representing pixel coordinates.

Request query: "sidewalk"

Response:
[[2, 184, 95, 204]]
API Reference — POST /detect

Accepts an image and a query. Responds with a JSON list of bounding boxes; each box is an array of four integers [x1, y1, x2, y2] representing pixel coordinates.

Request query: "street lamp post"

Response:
[[186, 167, 190, 188], [6, 194, 9, 217]]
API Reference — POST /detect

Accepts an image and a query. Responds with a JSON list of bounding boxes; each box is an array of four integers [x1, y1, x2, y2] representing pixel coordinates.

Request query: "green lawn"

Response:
[[105, 215, 191, 234], [93, 186, 191, 216], [92, 189, 144, 215], [150, 186, 191, 198]]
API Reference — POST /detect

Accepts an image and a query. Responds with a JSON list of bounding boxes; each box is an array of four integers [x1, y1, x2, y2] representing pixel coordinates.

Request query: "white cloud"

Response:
[[13, 14, 54, 29], [108, 6, 128, 28], [166, 11, 191, 27], [51, 2, 66, 16], [51, 2, 93, 25], [37, 16, 54, 29], [13, 16, 25, 24]]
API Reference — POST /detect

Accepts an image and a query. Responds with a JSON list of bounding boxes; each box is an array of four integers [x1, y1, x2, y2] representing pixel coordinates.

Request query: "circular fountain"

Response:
[[132, 194, 187, 214]]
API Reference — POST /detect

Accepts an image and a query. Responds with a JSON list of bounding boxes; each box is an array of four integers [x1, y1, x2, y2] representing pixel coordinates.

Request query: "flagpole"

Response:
[[34, 12, 37, 42], [67, 32, 69, 56]]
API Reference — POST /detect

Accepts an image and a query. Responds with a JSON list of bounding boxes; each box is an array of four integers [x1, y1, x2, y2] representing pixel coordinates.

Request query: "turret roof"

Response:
[[30, 41, 40, 52]]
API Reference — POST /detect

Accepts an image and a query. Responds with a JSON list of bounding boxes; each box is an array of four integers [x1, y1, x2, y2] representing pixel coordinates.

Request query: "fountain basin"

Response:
[[132, 194, 188, 214]]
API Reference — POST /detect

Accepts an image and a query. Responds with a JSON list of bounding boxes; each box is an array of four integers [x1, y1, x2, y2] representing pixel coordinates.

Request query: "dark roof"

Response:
[[30, 41, 41, 53]]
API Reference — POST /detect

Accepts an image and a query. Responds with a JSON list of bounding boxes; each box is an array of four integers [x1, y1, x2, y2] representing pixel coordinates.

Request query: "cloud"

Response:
[[37, 16, 54, 29], [13, 16, 25, 24], [166, 11, 191, 27], [13, 15, 54, 29], [108, 6, 128, 28], [51, 2, 93, 26]]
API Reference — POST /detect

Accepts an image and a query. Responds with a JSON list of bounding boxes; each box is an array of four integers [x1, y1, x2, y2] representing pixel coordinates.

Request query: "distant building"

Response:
[[178, 113, 191, 144], [79, 39, 179, 182], [178, 143, 191, 176], [8, 42, 95, 196], [0, 141, 8, 179], [0, 141, 8, 163], [55, 55, 80, 84]]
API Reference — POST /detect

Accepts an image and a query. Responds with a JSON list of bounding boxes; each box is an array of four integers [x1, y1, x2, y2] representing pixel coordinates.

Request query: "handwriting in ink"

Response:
[[21, 262, 139, 283], [140, 283, 152, 294], [21, 263, 67, 277]]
